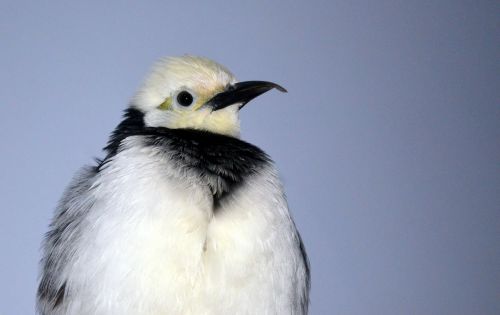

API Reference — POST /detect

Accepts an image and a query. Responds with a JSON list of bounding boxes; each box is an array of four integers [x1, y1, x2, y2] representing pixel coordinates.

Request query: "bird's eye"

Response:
[[176, 91, 194, 107]]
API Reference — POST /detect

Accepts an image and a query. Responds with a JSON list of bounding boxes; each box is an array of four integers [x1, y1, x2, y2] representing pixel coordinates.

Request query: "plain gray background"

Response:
[[1, 1, 498, 314]]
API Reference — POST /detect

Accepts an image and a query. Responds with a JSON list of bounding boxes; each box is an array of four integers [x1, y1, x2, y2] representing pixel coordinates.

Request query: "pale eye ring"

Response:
[[176, 91, 194, 107]]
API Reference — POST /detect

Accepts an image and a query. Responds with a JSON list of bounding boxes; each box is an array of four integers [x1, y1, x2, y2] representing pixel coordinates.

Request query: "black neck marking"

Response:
[[98, 108, 271, 209], [102, 107, 146, 158]]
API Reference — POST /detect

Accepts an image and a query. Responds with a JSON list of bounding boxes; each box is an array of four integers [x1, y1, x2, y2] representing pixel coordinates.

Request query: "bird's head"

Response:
[[132, 55, 286, 137]]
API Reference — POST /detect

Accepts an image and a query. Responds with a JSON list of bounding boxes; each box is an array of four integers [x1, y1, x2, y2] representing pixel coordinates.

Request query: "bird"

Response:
[[37, 55, 310, 315]]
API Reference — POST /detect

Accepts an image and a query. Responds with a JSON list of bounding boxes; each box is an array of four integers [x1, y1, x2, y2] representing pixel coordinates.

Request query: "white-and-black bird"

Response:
[[37, 56, 310, 314]]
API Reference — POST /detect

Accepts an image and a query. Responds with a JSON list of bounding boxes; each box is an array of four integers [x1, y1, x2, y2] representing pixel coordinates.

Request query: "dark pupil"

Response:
[[177, 91, 193, 106]]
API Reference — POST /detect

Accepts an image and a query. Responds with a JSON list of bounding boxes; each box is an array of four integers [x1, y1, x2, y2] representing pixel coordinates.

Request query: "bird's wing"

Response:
[[297, 230, 311, 314], [37, 165, 98, 315]]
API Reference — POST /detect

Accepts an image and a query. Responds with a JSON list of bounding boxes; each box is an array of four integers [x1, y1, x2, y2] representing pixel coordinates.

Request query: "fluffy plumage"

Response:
[[37, 56, 310, 314]]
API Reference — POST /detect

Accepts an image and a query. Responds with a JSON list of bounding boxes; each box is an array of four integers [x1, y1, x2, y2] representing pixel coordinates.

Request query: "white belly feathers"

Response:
[[63, 136, 304, 314]]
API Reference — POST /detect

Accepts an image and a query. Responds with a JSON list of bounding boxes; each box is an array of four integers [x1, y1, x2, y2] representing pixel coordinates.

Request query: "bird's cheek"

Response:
[[169, 111, 207, 130], [204, 109, 241, 137]]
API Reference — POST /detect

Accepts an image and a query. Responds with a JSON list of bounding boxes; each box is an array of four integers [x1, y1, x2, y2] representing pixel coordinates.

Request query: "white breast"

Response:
[[62, 136, 306, 315]]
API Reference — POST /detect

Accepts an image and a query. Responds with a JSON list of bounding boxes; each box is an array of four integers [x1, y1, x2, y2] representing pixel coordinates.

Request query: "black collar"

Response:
[[98, 108, 271, 209]]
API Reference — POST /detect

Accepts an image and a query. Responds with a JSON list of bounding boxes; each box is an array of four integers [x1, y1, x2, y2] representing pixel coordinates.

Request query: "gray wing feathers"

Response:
[[297, 231, 311, 314], [37, 166, 98, 315]]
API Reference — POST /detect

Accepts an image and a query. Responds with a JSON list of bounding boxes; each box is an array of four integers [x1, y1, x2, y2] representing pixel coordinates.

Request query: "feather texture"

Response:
[[38, 124, 309, 314], [38, 55, 309, 314]]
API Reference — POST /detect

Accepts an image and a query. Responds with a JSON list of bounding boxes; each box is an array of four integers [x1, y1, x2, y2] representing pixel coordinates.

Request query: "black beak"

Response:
[[206, 81, 287, 111]]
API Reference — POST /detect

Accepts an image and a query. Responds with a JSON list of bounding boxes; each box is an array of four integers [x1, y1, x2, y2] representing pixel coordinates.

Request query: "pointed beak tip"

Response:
[[274, 84, 288, 93]]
